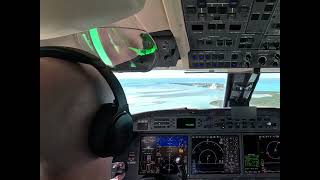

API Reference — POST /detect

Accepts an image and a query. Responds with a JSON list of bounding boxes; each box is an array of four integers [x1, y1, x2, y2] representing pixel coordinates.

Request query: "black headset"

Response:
[[40, 46, 133, 158]]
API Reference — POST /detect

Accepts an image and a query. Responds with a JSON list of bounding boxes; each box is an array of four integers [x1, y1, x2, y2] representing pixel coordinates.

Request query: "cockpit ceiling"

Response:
[[40, 0, 280, 73]]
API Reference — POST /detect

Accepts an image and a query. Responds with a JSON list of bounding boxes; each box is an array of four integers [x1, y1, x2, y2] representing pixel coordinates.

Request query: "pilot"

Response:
[[40, 0, 146, 179], [40, 58, 122, 180]]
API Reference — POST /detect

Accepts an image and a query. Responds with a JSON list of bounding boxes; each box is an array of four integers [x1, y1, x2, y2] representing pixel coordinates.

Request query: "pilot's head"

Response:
[[40, 58, 114, 179], [40, 0, 145, 179]]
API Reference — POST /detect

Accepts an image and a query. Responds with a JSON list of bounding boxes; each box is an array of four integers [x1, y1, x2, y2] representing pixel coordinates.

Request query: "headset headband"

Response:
[[40, 46, 129, 113]]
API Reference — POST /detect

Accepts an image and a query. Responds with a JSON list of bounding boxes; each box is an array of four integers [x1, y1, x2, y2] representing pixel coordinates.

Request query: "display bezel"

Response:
[[137, 133, 280, 179], [138, 135, 189, 175], [176, 118, 196, 129]]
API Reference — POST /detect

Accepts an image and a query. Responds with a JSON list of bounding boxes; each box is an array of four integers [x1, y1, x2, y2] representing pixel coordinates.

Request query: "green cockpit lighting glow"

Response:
[[128, 33, 157, 56], [128, 46, 157, 56], [81, 33, 94, 51], [89, 28, 113, 66]]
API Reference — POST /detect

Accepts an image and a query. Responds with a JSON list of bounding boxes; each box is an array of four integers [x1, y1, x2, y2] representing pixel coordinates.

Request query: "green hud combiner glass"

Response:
[[75, 27, 158, 72]]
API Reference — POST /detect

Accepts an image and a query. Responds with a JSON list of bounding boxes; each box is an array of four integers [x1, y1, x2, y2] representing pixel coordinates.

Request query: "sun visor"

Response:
[[40, 0, 146, 40]]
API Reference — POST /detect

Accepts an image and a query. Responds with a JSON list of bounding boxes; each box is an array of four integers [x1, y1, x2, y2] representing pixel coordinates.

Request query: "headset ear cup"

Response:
[[88, 104, 133, 157], [41, 46, 134, 157], [88, 103, 116, 157], [106, 113, 133, 156]]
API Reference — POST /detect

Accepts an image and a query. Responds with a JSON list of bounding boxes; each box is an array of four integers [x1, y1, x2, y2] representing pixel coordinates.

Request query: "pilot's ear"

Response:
[[40, 0, 146, 40]]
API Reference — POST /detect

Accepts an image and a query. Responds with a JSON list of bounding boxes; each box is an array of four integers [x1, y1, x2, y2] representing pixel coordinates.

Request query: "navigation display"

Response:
[[191, 135, 240, 174], [243, 135, 280, 173]]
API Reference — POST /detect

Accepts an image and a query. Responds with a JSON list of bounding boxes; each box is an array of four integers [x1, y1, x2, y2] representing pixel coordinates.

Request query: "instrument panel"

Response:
[[115, 108, 280, 180], [181, 0, 280, 69], [243, 135, 280, 173], [191, 135, 240, 174], [139, 135, 188, 175]]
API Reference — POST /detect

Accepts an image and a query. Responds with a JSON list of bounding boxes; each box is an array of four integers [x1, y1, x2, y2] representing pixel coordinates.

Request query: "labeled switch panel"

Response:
[[182, 0, 280, 69]]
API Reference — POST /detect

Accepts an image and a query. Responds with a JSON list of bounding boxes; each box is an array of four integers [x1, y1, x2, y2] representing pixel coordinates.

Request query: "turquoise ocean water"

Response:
[[117, 77, 280, 114]]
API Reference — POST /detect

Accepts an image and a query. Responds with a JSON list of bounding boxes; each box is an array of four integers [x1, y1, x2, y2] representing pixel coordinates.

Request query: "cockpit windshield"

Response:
[[115, 71, 280, 114], [250, 73, 280, 108], [115, 70, 228, 114]]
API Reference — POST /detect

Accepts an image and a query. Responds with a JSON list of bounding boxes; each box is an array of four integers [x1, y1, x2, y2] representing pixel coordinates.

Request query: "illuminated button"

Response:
[[192, 55, 197, 59], [179, 148, 184, 154]]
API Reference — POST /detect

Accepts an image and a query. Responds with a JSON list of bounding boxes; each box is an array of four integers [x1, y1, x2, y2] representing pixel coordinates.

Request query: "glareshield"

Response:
[[75, 27, 158, 71]]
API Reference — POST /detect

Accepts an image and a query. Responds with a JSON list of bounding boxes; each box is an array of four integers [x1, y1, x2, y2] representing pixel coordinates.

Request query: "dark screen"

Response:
[[177, 118, 196, 128]]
